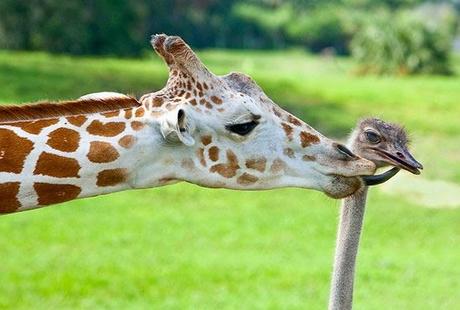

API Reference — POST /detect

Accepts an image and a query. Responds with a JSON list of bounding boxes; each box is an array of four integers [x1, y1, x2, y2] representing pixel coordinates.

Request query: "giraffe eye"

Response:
[[365, 130, 381, 144], [226, 121, 258, 136]]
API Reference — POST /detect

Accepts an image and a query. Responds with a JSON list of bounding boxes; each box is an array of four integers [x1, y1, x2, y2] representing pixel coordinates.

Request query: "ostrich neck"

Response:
[[328, 140, 369, 310], [328, 187, 369, 310]]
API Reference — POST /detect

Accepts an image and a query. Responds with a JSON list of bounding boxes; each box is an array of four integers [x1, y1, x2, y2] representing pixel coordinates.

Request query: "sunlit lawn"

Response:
[[0, 50, 459, 309]]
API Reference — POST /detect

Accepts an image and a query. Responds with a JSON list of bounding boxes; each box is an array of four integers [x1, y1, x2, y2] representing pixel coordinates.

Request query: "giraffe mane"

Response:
[[0, 97, 140, 123]]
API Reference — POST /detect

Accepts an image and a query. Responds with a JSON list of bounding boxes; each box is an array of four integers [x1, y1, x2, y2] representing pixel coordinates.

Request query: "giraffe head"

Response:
[[140, 34, 377, 198]]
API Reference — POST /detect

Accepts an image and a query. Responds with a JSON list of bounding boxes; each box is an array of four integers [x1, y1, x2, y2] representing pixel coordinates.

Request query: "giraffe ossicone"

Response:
[[0, 34, 377, 214]]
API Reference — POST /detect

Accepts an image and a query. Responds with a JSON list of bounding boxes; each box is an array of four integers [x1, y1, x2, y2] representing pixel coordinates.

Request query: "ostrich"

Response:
[[328, 118, 423, 310]]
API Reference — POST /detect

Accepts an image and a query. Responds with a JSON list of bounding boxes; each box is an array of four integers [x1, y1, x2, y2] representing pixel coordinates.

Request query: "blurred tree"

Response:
[[0, 0, 148, 56], [0, 0, 457, 58], [0, 0, 34, 50], [285, 5, 350, 54], [232, 2, 292, 48], [351, 6, 457, 75]]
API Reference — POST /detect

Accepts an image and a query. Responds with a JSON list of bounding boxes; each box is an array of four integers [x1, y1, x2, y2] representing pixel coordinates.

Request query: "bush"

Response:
[[350, 8, 456, 75], [286, 6, 350, 54]]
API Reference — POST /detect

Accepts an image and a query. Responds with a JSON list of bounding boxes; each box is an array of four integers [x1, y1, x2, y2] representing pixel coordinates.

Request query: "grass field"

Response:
[[0, 50, 459, 309]]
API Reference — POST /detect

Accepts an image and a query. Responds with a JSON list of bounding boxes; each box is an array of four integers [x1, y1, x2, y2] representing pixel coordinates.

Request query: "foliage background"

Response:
[[0, 0, 458, 55]]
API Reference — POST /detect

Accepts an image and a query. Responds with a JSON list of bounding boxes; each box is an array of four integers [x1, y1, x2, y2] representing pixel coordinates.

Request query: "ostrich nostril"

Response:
[[396, 152, 405, 159]]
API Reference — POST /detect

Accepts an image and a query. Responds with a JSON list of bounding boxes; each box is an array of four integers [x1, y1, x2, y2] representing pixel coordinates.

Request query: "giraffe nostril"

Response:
[[336, 144, 357, 159]]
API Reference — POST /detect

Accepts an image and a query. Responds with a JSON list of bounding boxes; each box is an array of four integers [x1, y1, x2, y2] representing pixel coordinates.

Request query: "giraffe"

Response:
[[0, 34, 387, 214]]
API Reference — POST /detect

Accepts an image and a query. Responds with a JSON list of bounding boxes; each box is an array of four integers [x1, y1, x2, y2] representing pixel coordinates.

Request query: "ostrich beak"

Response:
[[362, 145, 423, 186], [374, 148, 423, 175]]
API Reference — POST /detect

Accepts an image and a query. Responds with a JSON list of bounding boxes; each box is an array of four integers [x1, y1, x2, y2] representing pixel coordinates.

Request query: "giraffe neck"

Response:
[[0, 105, 173, 213]]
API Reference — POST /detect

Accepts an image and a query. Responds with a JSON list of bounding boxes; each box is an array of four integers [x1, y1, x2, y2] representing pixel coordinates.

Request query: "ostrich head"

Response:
[[348, 118, 423, 176]]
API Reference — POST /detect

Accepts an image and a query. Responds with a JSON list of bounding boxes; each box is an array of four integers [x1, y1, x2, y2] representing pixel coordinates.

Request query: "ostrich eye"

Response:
[[365, 130, 381, 144], [226, 120, 258, 136]]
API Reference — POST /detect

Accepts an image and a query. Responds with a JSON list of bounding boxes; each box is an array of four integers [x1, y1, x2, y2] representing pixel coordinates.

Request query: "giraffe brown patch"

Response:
[[102, 111, 120, 118], [273, 108, 282, 118], [210, 150, 240, 178], [208, 146, 219, 161], [190, 99, 197, 106], [135, 108, 145, 117], [270, 158, 286, 173], [34, 183, 81, 206], [288, 115, 302, 126], [245, 158, 267, 172], [302, 154, 316, 161], [196, 82, 203, 91], [237, 173, 259, 185], [34, 152, 80, 178], [197, 148, 206, 167], [87, 141, 120, 163], [201, 135, 212, 146], [118, 135, 136, 149], [300, 131, 320, 148], [152, 97, 164, 107], [125, 109, 133, 119], [10, 119, 59, 135], [283, 148, 295, 158], [47, 128, 80, 152], [87, 120, 125, 137], [181, 158, 195, 170], [0, 182, 21, 213], [227, 150, 238, 165], [67, 115, 87, 127], [97, 168, 128, 187], [281, 123, 293, 141], [131, 121, 145, 131], [0, 129, 34, 174], [210, 96, 223, 105], [205, 102, 213, 109]]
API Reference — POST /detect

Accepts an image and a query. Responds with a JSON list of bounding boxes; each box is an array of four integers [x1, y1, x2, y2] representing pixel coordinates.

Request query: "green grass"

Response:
[[0, 50, 459, 309]]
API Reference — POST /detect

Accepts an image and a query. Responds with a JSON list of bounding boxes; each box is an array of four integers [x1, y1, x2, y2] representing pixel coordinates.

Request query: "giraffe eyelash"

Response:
[[225, 120, 259, 136]]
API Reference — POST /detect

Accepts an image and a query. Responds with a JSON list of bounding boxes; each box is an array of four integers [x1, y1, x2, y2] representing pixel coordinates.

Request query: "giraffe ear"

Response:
[[160, 108, 195, 146]]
